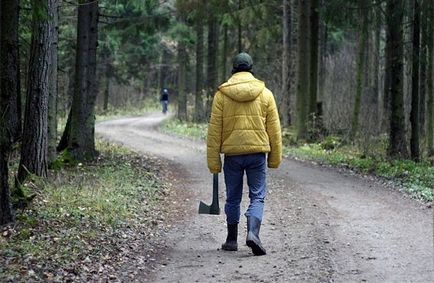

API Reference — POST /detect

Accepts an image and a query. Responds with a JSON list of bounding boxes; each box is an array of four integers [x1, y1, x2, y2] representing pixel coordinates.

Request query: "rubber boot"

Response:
[[246, 216, 266, 256], [222, 224, 238, 251]]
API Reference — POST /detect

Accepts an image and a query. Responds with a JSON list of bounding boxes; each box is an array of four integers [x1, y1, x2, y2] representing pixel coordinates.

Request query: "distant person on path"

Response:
[[160, 88, 169, 114], [207, 52, 282, 256]]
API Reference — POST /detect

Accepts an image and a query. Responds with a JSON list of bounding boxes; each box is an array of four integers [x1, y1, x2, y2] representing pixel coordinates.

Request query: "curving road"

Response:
[[96, 113, 433, 282]]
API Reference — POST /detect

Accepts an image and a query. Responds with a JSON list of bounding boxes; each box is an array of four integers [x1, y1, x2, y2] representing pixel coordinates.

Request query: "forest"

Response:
[[0, 0, 434, 282], [0, 0, 433, 281]]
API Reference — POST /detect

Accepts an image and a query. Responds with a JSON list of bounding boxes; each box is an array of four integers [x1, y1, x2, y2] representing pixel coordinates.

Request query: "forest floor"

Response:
[[95, 112, 434, 282]]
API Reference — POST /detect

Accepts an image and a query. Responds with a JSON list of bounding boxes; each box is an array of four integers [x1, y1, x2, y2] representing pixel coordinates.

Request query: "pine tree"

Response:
[[18, 0, 58, 182], [296, 0, 310, 140], [427, 0, 434, 155], [0, 0, 20, 225], [59, 0, 99, 160], [281, 0, 292, 127], [351, 0, 369, 139], [410, 0, 420, 160], [308, 0, 320, 133], [386, 0, 408, 158]]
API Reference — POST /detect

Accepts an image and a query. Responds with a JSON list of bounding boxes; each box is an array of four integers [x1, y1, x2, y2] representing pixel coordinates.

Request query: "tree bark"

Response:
[[0, 0, 21, 144], [427, 0, 434, 155], [103, 71, 110, 111], [290, 0, 299, 126], [221, 24, 228, 82], [48, 1, 59, 165], [296, 0, 310, 140], [18, 0, 57, 183], [66, 0, 99, 160], [0, 150, 14, 225], [308, 0, 319, 137], [57, 110, 70, 152], [0, 0, 20, 225], [281, 0, 292, 128], [373, 4, 381, 125], [206, 5, 219, 119], [419, 0, 428, 143], [194, 9, 204, 122], [238, 0, 243, 52], [318, 15, 327, 104], [103, 53, 112, 111], [410, 0, 420, 160], [386, 0, 408, 158], [177, 20, 188, 121], [351, 0, 368, 139]]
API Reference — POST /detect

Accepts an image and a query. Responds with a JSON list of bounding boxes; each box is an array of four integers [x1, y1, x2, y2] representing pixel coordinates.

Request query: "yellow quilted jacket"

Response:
[[207, 72, 282, 173]]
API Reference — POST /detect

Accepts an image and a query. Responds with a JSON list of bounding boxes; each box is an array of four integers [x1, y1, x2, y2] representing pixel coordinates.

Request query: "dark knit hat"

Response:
[[232, 52, 253, 73]]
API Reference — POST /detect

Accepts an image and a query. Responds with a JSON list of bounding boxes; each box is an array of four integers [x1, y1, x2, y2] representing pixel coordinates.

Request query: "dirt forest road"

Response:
[[96, 113, 433, 283]]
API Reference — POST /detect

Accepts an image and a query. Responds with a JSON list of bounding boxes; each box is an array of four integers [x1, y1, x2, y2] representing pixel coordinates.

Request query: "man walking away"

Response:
[[160, 88, 169, 114], [207, 52, 282, 256]]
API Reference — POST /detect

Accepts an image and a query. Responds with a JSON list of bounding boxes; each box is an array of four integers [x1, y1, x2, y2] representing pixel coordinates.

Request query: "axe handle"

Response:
[[211, 173, 219, 207]]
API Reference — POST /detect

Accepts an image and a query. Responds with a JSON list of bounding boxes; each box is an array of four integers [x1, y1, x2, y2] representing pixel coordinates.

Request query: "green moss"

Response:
[[50, 149, 78, 170]]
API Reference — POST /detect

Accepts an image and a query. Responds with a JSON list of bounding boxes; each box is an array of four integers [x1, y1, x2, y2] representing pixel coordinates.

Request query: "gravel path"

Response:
[[96, 113, 433, 282]]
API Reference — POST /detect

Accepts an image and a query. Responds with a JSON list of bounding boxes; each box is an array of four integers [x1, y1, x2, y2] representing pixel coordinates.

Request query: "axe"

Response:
[[198, 173, 221, 215]]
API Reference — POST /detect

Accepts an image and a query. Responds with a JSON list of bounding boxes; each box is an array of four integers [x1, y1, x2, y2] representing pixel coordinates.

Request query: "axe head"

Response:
[[198, 173, 220, 215], [198, 200, 220, 215]]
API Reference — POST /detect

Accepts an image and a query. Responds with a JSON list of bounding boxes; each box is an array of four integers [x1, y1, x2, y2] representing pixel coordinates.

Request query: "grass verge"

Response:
[[162, 119, 433, 202], [0, 140, 169, 282], [95, 98, 161, 122], [161, 119, 208, 140]]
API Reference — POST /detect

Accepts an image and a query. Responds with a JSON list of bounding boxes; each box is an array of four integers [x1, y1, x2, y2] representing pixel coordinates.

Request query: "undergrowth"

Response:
[[284, 144, 433, 201], [161, 119, 208, 140], [0, 140, 168, 282], [162, 119, 433, 202], [95, 97, 161, 122]]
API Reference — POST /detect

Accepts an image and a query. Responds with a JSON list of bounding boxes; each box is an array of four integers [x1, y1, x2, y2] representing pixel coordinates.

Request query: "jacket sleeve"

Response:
[[265, 92, 282, 168], [207, 92, 223, 173]]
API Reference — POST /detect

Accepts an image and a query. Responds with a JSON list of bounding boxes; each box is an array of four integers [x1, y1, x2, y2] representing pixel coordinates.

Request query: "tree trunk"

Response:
[[66, 0, 99, 160], [0, 0, 21, 144], [281, 0, 292, 128], [0, 150, 14, 225], [157, 52, 164, 95], [410, 0, 420, 160], [103, 75, 110, 111], [427, 0, 434, 155], [194, 11, 204, 122], [177, 28, 188, 121], [290, 0, 299, 126], [419, 0, 428, 144], [103, 56, 111, 111], [48, 1, 59, 165], [373, 4, 381, 129], [318, 16, 327, 104], [386, 0, 408, 158], [296, 0, 310, 140], [206, 7, 219, 119], [0, 0, 20, 225], [18, 0, 57, 183], [351, 0, 368, 139], [308, 0, 319, 137], [57, 110, 70, 152], [221, 24, 228, 81], [238, 0, 243, 52]]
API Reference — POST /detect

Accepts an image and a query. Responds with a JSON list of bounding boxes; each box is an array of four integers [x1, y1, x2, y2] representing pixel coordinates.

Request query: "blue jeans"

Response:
[[161, 101, 168, 113], [223, 153, 267, 225]]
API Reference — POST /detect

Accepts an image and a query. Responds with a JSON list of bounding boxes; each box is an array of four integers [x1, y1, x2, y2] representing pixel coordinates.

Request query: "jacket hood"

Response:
[[218, 72, 265, 102]]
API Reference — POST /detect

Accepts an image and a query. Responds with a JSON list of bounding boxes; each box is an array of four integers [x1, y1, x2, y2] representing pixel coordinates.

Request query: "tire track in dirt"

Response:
[[96, 114, 433, 282]]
